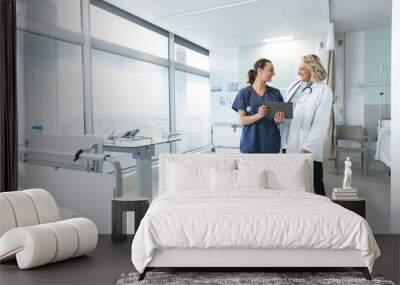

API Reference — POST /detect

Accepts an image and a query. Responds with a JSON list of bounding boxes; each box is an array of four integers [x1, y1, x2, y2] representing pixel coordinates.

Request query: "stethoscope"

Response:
[[287, 81, 313, 104], [288, 80, 313, 95], [302, 82, 313, 94]]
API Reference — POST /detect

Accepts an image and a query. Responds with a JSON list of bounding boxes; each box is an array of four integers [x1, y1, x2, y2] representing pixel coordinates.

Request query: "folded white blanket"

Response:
[[131, 190, 380, 273]]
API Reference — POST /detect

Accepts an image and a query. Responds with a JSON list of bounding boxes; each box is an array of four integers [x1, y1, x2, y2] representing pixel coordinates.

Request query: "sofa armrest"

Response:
[[0, 225, 57, 268], [0, 218, 97, 269]]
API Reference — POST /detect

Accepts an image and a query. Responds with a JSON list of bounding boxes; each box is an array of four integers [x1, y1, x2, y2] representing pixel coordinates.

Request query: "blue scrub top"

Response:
[[232, 85, 283, 153]]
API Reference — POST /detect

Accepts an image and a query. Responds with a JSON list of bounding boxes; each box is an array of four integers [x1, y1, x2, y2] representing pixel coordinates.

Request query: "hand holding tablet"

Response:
[[262, 102, 293, 119]]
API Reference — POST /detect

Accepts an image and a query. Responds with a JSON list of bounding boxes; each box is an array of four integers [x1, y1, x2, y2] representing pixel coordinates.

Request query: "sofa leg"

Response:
[[138, 268, 148, 281], [354, 267, 371, 280]]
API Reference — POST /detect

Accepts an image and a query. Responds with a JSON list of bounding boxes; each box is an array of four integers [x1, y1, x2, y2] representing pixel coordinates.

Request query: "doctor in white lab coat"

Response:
[[281, 54, 333, 196]]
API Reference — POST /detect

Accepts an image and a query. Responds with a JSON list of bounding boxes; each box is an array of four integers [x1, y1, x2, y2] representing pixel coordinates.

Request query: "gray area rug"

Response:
[[116, 272, 396, 285]]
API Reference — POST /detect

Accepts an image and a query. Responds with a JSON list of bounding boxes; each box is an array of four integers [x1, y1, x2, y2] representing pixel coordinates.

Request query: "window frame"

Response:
[[16, 0, 211, 166]]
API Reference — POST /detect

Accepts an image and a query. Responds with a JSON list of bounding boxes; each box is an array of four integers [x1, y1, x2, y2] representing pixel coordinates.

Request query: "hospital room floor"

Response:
[[0, 235, 134, 285], [0, 234, 399, 285]]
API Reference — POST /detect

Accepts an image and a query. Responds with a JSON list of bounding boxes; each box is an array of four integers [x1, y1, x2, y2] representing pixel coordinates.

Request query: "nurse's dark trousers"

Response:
[[313, 161, 326, 196]]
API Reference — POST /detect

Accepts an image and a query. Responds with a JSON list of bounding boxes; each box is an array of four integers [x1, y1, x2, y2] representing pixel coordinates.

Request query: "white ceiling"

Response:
[[331, 0, 392, 33], [104, 0, 330, 50], [104, 0, 392, 50]]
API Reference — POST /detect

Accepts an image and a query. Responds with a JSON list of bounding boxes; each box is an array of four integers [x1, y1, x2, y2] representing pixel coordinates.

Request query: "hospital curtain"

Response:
[[324, 49, 337, 160], [324, 22, 336, 160], [0, 0, 18, 192]]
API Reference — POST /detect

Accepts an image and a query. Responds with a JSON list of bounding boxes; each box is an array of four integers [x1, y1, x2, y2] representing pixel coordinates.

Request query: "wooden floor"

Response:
[[0, 235, 133, 285], [0, 235, 399, 285]]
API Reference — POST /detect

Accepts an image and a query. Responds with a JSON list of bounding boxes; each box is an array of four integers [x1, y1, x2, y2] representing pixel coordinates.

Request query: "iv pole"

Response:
[[377, 64, 385, 128], [355, 64, 390, 129], [379, 90, 384, 127]]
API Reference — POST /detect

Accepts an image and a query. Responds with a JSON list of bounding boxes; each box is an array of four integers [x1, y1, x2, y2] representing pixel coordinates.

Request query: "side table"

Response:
[[112, 196, 149, 241]]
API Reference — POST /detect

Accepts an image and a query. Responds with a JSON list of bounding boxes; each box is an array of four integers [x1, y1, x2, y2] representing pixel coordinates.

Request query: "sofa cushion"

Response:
[[0, 192, 39, 227], [0, 189, 60, 238], [0, 196, 17, 237], [24, 189, 60, 224]]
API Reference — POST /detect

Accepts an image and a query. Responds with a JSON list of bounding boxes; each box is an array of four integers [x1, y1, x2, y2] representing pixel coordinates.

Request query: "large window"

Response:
[[91, 49, 170, 168], [17, 0, 82, 33], [16, 0, 210, 165], [90, 4, 168, 59], [175, 43, 210, 71], [17, 31, 84, 137], [91, 49, 169, 138], [175, 71, 210, 152]]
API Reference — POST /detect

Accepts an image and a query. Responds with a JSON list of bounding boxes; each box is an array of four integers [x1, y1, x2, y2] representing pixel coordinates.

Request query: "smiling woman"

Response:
[[300, 54, 327, 83], [283, 54, 333, 196], [232, 58, 284, 153]]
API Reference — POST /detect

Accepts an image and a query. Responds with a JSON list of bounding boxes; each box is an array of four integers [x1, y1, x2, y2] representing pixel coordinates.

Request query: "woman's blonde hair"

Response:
[[301, 54, 327, 82]]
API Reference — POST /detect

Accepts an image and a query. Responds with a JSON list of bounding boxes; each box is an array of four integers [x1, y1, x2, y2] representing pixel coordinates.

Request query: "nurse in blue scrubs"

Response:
[[232, 58, 285, 153]]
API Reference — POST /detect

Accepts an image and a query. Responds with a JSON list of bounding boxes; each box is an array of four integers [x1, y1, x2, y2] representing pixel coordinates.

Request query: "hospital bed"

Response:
[[210, 122, 241, 152], [375, 119, 391, 169]]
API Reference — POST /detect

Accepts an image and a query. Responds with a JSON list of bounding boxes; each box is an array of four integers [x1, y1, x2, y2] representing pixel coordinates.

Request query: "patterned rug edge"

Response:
[[116, 271, 397, 285]]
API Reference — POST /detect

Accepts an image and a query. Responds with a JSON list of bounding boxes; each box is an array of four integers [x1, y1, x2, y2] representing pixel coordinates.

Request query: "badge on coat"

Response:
[[246, 106, 251, 112]]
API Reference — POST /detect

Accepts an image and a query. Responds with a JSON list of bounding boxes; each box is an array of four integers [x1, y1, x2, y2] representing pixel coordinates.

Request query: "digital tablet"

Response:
[[262, 102, 293, 119]]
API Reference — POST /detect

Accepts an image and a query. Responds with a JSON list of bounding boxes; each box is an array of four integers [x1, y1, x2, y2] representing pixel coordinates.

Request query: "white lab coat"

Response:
[[281, 80, 333, 162]]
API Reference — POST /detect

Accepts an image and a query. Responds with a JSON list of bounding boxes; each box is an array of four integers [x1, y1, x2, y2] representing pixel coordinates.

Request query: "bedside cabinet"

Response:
[[112, 196, 150, 242], [332, 197, 366, 218]]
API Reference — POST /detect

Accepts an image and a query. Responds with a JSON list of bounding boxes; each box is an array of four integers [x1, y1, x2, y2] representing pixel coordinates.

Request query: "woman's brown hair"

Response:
[[247, 58, 272, 85]]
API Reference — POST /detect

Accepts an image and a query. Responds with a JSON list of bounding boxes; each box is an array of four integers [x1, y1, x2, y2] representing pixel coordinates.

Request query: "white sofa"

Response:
[[0, 188, 98, 269]]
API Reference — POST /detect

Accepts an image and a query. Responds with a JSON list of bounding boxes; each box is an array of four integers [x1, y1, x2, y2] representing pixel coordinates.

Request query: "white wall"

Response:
[[344, 31, 365, 126], [391, 0, 400, 234], [334, 34, 345, 125], [209, 48, 240, 124]]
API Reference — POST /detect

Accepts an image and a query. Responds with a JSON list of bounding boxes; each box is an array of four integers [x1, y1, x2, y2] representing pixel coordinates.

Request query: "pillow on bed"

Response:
[[167, 160, 235, 192], [266, 161, 307, 191], [236, 169, 267, 189], [210, 168, 267, 190], [237, 159, 308, 192], [210, 168, 236, 190]]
